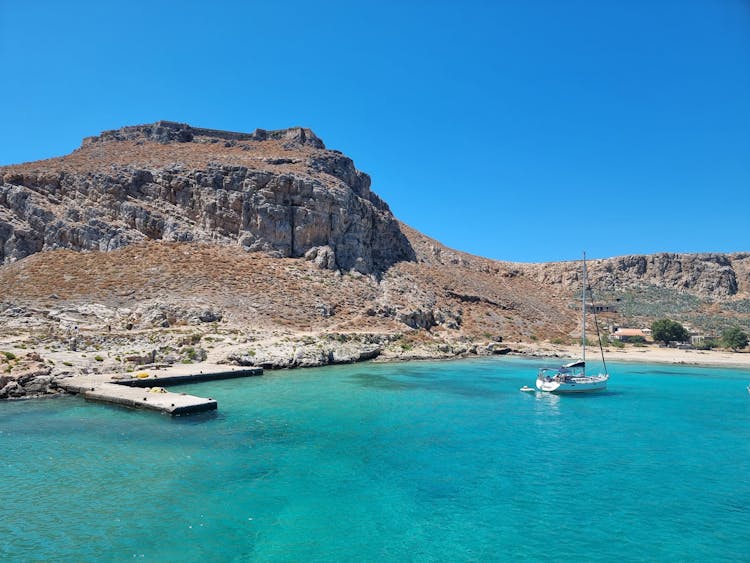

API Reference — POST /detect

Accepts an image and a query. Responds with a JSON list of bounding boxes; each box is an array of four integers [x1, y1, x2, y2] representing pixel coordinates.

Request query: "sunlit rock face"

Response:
[[0, 121, 415, 273]]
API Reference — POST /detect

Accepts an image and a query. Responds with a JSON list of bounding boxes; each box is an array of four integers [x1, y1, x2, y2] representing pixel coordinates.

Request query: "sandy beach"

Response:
[[514, 342, 750, 370]]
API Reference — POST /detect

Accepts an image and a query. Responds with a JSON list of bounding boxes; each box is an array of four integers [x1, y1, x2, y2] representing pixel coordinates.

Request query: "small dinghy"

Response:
[[520, 386, 535, 392]]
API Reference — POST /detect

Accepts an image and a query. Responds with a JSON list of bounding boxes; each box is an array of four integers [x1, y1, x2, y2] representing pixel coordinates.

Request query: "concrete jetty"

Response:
[[57, 364, 263, 416], [114, 367, 263, 387], [83, 383, 217, 415]]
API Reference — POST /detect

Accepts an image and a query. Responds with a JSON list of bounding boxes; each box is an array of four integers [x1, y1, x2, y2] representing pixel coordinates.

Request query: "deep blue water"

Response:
[[2, 357, 750, 562]]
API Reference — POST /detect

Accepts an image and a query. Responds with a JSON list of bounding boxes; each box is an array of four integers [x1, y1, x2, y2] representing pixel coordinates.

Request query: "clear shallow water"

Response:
[[2, 357, 750, 562]]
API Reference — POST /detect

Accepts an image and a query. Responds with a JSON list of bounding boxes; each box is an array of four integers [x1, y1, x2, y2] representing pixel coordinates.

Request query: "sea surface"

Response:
[[2, 357, 750, 562]]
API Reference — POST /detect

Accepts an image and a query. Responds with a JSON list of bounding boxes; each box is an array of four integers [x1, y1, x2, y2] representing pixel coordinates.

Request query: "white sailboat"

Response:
[[536, 252, 609, 393]]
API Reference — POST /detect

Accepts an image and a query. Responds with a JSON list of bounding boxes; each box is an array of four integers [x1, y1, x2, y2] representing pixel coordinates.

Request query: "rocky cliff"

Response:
[[525, 252, 750, 299], [0, 121, 414, 273]]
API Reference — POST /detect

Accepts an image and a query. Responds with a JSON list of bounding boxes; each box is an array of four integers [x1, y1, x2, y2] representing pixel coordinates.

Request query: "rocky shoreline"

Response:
[[4, 322, 749, 402], [0, 327, 515, 401]]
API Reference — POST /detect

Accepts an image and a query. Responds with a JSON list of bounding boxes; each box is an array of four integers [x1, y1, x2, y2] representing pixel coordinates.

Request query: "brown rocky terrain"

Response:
[[1, 122, 748, 398]]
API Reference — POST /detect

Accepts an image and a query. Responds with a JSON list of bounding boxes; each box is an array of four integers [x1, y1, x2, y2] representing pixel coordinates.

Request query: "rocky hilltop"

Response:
[[0, 121, 414, 273], [1, 122, 748, 399]]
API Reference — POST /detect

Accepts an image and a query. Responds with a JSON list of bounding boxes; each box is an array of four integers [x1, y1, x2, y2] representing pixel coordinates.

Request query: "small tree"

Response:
[[721, 327, 749, 351], [694, 338, 718, 351], [651, 319, 689, 345]]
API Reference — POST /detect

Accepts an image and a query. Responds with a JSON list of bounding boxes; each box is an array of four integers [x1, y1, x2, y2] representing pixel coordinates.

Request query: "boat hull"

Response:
[[536, 375, 608, 393]]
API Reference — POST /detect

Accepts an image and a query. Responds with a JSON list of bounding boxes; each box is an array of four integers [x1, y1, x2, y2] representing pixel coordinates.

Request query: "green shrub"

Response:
[[721, 327, 749, 351], [187, 333, 202, 345], [694, 338, 717, 350], [2, 351, 17, 361], [94, 355, 104, 362]]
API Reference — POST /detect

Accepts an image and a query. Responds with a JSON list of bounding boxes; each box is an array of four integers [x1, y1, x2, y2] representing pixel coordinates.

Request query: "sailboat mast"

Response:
[[582, 251, 586, 365]]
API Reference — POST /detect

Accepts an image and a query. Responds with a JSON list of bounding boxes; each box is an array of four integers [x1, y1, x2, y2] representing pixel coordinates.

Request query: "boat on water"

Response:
[[536, 252, 609, 394], [536, 360, 608, 393]]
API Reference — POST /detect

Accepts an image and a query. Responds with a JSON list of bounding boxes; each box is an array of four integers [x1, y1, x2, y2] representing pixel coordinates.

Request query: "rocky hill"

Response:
[[0, 121, 414, 273], [1, 122, 748, 398]]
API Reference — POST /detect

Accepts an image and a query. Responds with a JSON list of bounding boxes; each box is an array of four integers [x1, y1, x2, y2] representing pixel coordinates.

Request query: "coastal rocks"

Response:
[[227, 334, 386, 369], [0, 380, 25, 398], [223, 332, 508, 370], [0, 352, 59, 399], [486, 342, 511, 355]]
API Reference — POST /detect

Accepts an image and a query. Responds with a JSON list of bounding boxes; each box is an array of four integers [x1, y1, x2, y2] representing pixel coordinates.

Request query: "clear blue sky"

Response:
[[1, 0, 748, 263]]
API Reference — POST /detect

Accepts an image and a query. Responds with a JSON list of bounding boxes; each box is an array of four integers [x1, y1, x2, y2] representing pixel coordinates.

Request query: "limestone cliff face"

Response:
[[0, 121, 415, 273], [528, 252, 749, 298], [598, 253, 743, 297]]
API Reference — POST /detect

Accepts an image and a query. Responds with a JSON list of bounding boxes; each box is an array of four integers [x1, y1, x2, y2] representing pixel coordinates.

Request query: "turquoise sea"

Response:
[[2, 357, 750, 562]]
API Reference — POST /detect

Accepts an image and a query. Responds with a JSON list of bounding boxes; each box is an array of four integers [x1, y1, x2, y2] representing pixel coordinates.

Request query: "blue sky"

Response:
[[1, 0, 748, 263]]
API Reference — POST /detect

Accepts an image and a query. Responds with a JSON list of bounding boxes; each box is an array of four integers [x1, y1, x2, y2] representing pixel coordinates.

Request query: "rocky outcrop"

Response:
[[0, 122, 415, 273], [531, 252, 745, 298], [600, 253, 739, 297], [226, 333, 387, 369], [0, 352, 61, 399], [81, 121, 326, 148]]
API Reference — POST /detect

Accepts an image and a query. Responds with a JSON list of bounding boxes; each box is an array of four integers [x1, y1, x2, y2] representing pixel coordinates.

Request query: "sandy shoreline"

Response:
[[513, 342, 750, 370]]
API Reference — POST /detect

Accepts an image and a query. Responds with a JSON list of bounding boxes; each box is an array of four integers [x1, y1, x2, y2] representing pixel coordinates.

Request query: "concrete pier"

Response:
[[56, 364, 263, 416], [84, 383, 217, 415], [114, 367, 262, 387]]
